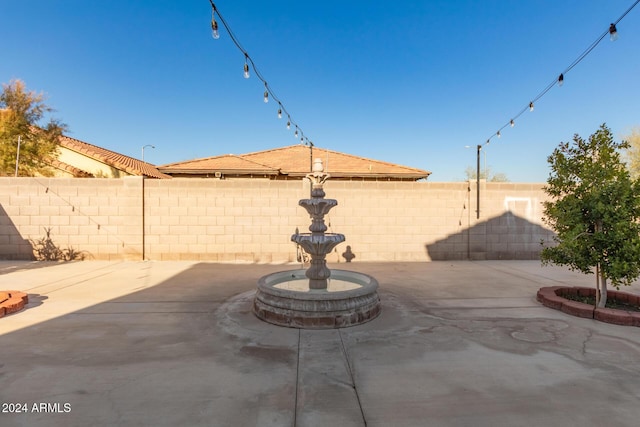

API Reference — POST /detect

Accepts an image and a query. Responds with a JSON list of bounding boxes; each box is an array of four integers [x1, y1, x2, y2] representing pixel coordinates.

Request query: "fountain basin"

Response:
[[253, 269, 381, 329]]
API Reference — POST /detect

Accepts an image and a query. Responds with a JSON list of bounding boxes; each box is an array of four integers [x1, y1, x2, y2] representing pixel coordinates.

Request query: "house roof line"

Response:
[[242, 144, 430, 175], [59, 135, 171, 179], [159, 144, 431, 180], [48, 158, 95, 178], [161, 168, 280, 176], [158, 154, 280, 174]]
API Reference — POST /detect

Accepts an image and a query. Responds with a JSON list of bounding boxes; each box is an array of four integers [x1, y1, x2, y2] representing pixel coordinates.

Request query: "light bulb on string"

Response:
[[609, 23, 618, 41], [294, 127, 299, 138], [277, 104, 282, 119], [243, 61, 250, 79], [497, 131, 501, 138], [263, 85, 269, 103], [470, 0, 639, 156], [211, 11, 220, 39], [286, 120, 291, 130]]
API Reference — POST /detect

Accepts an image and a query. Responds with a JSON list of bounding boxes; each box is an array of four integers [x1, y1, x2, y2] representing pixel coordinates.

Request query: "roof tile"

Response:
[[160, 145, 430, 180], [49, 158, 95, 178], [58, 135, 171, 179]]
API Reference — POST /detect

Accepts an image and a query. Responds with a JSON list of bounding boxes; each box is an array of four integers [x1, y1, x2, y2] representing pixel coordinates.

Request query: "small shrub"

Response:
[[31, 228, 86, 261]]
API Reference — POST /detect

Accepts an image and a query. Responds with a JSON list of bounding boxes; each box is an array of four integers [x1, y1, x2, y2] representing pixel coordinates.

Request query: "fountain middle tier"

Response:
[[298, 198, 338, 233], [299, 197, 338, 214], [291, 232, 345, 256], [291, 232, 345, 289]]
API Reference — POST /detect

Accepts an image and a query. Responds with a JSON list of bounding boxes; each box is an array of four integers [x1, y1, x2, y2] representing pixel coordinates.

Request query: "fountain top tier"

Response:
[[306, 158, 330, 198], [297, 158, 343, 235], [291, 158, 344, 290]]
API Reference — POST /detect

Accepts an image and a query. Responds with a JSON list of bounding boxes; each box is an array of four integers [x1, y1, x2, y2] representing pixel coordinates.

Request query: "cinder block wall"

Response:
[[142, 179, 308, 262], [0, 177, 143, 260], [0, 177, 554, 261]]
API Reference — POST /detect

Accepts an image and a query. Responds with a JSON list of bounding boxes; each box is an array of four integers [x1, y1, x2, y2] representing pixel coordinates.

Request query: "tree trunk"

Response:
[[598, 270, 608, 308], [595, 221, 607, 308], [595, 263, 601, 306]]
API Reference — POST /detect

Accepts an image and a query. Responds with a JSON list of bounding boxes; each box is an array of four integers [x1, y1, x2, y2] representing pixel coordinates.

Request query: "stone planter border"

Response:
[[537, 286, 640, 327], [0, 291, 29, 318]]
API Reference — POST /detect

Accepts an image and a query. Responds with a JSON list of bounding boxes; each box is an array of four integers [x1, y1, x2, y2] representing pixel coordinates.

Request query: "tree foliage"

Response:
[[0, 79, 66, 176], [541, 124, 640, 307], [623, 126, 640, 179], [464, 166, 509, 182]]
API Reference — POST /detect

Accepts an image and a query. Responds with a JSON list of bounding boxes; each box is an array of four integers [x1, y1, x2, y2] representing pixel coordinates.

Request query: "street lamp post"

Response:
[[476, 141, 491, 218], [15, 135, 22, 177], [140, 144, 154, 261], [476, 144, 481, 219], [141, 144, 155, 163], [466, 142, 488, 219]]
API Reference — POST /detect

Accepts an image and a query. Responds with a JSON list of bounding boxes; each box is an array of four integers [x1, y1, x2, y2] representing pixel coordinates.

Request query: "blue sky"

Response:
[[2, 0, 639, 182]]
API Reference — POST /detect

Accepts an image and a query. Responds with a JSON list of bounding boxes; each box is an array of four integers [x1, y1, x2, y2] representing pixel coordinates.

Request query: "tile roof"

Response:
[[49, 158, 95, 178], [159, 145, 431, 180], [58, 135, 171, 179], [160, 154, 279, 176]]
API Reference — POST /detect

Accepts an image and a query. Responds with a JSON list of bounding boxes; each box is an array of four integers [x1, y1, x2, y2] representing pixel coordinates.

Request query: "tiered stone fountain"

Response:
[[253, 159, 381, 329]]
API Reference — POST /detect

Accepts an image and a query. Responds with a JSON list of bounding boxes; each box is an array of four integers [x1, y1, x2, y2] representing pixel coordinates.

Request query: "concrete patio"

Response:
[[1, 260, 640, 426]]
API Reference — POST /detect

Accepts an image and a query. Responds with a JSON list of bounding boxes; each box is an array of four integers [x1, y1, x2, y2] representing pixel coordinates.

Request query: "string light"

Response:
[[209, 1, 638, 158], [609, 23, 619, 41], [483, 0, 638, 146], [210, 0, 637, 154], [210, 9, 219, 39], [208, 0, 313, 145]]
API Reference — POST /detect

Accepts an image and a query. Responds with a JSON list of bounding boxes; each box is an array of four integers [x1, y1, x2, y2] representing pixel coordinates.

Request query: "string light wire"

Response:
[[485, 0, 639, 144], [208, 0, 637, 154], [208, 1, 312, 146]]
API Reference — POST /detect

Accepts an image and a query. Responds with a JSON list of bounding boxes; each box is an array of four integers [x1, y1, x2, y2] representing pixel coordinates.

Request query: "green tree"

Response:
[[541, 124, 640, 307], [622, 126, 640, 179], [0, 79, 66, 176], [464, 166, 509, 182]]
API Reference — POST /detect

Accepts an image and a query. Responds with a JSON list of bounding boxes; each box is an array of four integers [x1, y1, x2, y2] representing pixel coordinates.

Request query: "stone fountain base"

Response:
[[253, 269, 381, 329]]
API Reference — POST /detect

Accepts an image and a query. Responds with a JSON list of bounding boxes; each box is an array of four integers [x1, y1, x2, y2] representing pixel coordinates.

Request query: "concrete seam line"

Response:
[[293, 328, 301, 427], [338, 329, 367, 426]]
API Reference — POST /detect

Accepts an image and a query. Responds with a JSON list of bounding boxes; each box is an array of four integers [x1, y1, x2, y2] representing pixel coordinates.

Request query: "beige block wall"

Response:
[[0, 177, 142, 260], [0, 177, 554, 262]]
